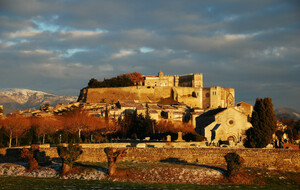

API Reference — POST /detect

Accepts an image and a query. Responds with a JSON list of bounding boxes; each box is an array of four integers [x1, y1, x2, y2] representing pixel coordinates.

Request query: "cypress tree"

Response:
[[244, 97, 277, 148]]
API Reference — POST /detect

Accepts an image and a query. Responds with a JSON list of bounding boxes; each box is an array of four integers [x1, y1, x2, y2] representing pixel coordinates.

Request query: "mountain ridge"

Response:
[[275, 107, 300, 120], [0, 88, 77, 114]]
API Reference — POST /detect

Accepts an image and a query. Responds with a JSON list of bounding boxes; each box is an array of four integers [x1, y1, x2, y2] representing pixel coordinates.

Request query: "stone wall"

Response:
[[1, 146, 299, 171], [85, 86, 172, 103], [79, 148, 300, 171], [83, 86, 202, 107]]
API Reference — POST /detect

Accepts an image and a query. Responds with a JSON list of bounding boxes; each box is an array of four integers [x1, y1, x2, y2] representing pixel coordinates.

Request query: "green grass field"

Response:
[[0, 176, 297, 190]]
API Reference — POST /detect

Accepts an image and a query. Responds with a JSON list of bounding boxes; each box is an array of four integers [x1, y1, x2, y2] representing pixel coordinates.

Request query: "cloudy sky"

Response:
[[0, 0, 299, 111]]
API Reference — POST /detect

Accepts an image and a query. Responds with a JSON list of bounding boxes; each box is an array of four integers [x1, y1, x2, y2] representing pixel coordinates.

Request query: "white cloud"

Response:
[[6, 28, 43, 39], [0, 40, 16, 48], [63, 48, 89, 57], [248, 46, 287, 59], [140, 47, 154, 53], [224, 34, 248, 41], [33, 20, 60, 33], [224, 32, 260, 41], [67, 63, 93, 69], [21, 49, 53, 55], [109, 49, 136, 59], [60, 29, 106, 38]]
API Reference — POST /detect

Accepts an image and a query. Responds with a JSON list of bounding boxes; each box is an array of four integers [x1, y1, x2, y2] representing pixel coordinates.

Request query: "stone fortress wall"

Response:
[[1, 146, 299, 171], [78, 72, 235, 109]]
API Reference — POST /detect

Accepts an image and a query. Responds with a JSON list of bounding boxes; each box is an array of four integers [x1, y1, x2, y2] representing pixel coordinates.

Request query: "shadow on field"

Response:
[[74, 162, 108, 173], [160, 157, 226, 175]]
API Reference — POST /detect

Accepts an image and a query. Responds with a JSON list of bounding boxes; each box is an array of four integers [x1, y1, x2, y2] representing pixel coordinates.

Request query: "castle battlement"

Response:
[[142, 71, 203, 88]]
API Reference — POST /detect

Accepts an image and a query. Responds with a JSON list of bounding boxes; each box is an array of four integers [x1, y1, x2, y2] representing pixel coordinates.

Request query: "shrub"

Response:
[[93, 135, 109, 143], [219, 140, 230, 146], [183, 132, 206, 142], [224, 152, 244, 177], [57, 143, 83, 174], [20, 144, 40, 171]]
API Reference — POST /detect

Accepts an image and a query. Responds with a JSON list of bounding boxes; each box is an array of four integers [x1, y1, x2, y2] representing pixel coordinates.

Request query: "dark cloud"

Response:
[[0, 0, 299, 111]]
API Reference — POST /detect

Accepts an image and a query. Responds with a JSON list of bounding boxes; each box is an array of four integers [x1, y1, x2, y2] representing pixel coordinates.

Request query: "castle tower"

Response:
[[158, 71, 164, 78], [174, 76, 179, 87], [193, 73, 203, 88]]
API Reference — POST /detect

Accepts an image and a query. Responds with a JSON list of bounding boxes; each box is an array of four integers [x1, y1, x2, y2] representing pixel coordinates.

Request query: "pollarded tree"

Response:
[[104, 147, 127, 176], [57, 143, 83, 175], [244, 97, 277, 148]]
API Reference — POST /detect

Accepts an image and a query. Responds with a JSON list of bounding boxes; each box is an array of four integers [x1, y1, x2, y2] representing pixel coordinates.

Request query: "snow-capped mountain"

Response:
[[0, 88, 78, 114], [275, 107, 300, 120]]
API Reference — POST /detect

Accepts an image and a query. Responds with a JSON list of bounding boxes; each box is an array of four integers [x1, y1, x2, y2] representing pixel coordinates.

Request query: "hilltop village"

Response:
[[1, 72, 258, 146]]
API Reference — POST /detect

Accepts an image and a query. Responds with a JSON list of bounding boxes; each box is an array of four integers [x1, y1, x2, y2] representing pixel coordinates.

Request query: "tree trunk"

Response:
[[37, 134, 40, 144], [42, 134, 45, 144], [108, 161, 117, 176], [16, 136, 18, 146], [28, 158, 39, 171], [104, 148, 127, 176], [61, 163, 72, 175], [152, 123, 155, 134], [78, 129, 82, 143], [9, 131, 12, 148]]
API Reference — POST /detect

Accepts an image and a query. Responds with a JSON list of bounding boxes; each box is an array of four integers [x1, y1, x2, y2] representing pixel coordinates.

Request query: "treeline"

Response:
[[116, 109, 203, 141], [0, 110, 119, 148], [0, 109, 204, 148], [88, 72, 144, 88], [277, 119, 300, 143]]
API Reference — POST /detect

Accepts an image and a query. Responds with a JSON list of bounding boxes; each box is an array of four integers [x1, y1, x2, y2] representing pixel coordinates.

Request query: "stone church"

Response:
[[195, 107, 253, 144]]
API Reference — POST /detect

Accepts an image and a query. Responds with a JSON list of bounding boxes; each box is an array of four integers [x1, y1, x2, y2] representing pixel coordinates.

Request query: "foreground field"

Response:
[[0, 161, 299, 189], [0, 175, 298, 190], [81, 161, 300, 187]]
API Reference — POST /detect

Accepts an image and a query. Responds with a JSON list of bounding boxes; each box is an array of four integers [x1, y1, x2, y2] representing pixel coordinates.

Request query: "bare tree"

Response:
[[31, 117, 62, 144], [2, 116, 30, 147]]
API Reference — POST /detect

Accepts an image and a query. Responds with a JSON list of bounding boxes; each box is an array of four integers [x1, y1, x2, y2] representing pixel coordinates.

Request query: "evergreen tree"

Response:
[[244, 97, 277, 148], [105, 105, 109, 122], [119, 109, 155, 139]]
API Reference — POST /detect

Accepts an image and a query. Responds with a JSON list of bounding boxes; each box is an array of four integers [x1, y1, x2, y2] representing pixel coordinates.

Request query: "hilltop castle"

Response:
[[78, 71, 235, 109]]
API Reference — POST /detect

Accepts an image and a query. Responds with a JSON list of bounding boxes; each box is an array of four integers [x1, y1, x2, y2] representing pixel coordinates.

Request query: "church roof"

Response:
[[200, 108, 226, 117], [211, 124, 221, 131]]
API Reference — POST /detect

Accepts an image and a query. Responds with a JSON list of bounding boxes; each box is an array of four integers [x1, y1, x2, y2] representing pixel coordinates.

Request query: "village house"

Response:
[[0, 105, 3, 117]]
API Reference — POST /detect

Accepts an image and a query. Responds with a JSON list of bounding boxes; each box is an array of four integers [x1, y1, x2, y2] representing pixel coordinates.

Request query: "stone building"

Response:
[[235, 101, 253, 118], [195, 107, 252, 144], [143, 71, 203, 88]]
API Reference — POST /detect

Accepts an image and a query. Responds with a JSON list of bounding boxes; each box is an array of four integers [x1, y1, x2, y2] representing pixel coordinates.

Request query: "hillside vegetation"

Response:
[[88, 72, 144, 88]]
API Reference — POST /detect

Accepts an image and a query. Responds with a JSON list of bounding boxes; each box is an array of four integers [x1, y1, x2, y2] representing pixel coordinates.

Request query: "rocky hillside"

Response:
[[0, 88, 77, 114]]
